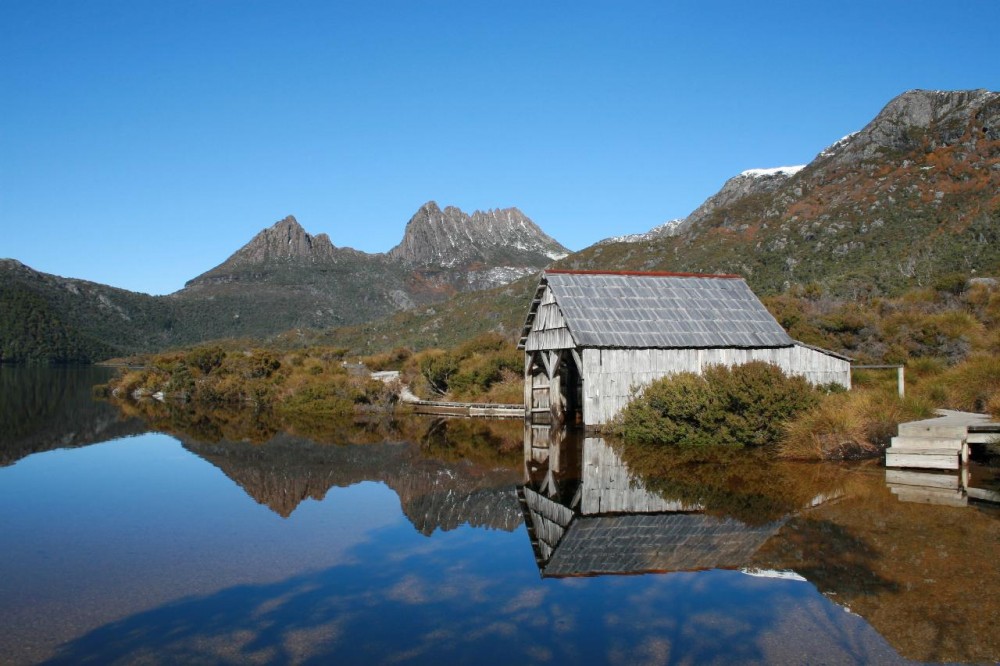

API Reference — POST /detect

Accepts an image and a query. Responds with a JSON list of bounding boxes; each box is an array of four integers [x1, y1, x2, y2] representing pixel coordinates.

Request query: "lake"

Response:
[[0, 367, 997, 665]]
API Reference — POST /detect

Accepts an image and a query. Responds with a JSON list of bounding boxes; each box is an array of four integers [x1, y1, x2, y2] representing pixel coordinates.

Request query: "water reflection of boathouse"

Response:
[[519, 425, 789, 577]]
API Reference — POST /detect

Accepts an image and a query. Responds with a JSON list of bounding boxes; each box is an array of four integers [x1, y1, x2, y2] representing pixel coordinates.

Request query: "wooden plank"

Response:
[[540, 350, 554, 379], [886, 446, 962, 455], [885, 452, 959, 470]]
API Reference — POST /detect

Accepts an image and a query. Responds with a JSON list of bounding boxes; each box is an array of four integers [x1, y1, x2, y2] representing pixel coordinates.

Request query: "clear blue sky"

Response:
[[3, 1, 998, 295]]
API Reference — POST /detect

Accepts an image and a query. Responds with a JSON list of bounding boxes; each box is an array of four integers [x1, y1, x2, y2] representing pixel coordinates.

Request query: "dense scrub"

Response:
[[390, 333, 523, 403], [103, 345, 396, 418], [763, 277, 999, 365], [610, 362, 822, 449]]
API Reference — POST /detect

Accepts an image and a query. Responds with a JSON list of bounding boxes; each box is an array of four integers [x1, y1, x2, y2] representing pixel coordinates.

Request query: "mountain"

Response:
[[1, 203, 566, 362], [388, 202, 568, 290], [174, 215, 410, 339], [172, 204, 567, 340], [316, 89, 1000, 356], [572, 89, 1000, 296]]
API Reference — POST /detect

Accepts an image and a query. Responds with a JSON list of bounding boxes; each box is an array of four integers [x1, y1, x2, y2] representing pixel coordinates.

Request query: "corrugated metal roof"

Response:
[[522, 271, 793, 349]]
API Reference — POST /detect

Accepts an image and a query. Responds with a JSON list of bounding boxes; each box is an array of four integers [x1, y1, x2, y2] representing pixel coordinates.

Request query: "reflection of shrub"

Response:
[[611, 362, 819, 449], [614, 440, 852, 525]]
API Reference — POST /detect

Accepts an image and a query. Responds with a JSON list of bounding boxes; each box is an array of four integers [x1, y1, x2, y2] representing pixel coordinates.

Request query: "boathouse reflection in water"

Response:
[[518, 423, 1000, 663], [519, 425, 808, 578]]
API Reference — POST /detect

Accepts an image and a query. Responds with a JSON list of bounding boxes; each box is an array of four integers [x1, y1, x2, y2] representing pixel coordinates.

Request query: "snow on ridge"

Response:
[[739, 165, 805, 178], [600, 218, 684, 245], [819, 131, 859, 157]]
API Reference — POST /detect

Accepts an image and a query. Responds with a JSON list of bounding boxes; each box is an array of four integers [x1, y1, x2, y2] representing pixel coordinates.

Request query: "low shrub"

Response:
[[403, 333, 523, 402], [610, 362, 819, 449]]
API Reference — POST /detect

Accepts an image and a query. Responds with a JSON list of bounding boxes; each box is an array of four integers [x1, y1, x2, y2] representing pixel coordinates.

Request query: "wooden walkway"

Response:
[[886, 410, 1000, 470], [370, 370, 524, 418]]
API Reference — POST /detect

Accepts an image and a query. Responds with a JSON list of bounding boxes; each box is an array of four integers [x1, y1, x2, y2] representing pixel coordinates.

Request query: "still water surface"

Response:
[[0, 367, 997, 664]]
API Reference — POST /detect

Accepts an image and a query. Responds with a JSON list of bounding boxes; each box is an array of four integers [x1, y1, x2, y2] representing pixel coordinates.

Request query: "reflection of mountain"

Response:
[[181, 432, 523, 533], [0, 366, 148, 466]]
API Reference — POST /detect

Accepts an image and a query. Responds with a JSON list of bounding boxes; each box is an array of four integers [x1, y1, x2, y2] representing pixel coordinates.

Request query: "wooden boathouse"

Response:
[[518, 270, 851, 427]]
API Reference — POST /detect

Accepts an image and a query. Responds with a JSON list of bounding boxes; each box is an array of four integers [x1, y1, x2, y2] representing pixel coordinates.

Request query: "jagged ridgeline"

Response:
[[0, 203, 568, 363], [568, 89, 1000, 296]]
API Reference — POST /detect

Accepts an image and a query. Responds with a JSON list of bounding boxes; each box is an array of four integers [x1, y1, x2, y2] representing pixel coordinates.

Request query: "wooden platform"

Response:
[[886, 410, 999, 470]]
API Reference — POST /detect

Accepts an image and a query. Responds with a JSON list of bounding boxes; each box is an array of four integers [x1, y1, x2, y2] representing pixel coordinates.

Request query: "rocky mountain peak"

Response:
[[818, 88, 999, 163], [388, 201, 569, 268], [673, 165, 805, 235], [577, 88, 999, 299], [182, 215, 351, 290], [232, 215, 339, 264]]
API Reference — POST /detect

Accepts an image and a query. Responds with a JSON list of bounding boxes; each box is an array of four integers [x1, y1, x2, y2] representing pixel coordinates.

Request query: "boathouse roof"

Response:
[[518, 270, 794, 350], [522, 487, 785, 577]]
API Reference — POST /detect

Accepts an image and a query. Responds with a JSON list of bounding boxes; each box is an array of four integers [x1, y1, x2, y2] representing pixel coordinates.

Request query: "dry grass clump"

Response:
[[921, 353, 1000, 415], [780, 389, 934, 460]]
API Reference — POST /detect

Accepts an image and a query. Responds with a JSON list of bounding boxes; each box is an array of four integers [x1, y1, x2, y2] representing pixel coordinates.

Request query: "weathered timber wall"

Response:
[[525, 287, 575, 351], [581, 345, 850, 426]]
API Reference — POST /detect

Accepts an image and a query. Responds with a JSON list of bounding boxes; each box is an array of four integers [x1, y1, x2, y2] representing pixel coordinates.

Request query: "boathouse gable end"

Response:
[[519, 270, 851, 426]]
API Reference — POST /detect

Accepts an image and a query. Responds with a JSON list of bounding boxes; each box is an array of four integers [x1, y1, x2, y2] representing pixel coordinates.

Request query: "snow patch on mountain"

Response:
[[740, 165, 805, 178], [600, 219, 685, 244], [819, 132, 859, 157]]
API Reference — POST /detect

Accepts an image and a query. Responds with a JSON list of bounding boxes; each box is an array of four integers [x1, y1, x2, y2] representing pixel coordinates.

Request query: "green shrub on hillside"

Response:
[[611, 362, 820, 449], [403, 333, 523, 402]]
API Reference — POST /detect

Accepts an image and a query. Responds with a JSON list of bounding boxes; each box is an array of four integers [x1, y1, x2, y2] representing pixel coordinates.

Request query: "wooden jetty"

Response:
[[370, 370, 524, 418], [404, 398, 524, 418], [886, 409, 1000, 470]]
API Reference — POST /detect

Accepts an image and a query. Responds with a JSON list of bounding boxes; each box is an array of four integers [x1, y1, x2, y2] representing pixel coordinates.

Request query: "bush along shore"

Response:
[[99, 333, 525, 419], [101, 279, 1000, 460], [101, 346, 398, 419]]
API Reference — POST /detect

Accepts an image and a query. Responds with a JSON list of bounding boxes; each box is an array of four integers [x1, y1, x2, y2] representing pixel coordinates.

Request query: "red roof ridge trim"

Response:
[[544, 269, 743, 279]]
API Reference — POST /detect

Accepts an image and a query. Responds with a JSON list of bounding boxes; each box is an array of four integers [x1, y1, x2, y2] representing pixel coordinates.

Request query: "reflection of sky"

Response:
[[0, 435, 907, 664], [0, 434, 403, 663]]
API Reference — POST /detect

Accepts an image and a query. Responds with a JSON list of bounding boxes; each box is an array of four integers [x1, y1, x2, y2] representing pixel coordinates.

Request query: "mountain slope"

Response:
[[0, 259, 187, 362], [569, 89, 1000, 297], [174, 215, 410, 339], [172, 204, 565, 340], [1, 203, 566, 362]]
